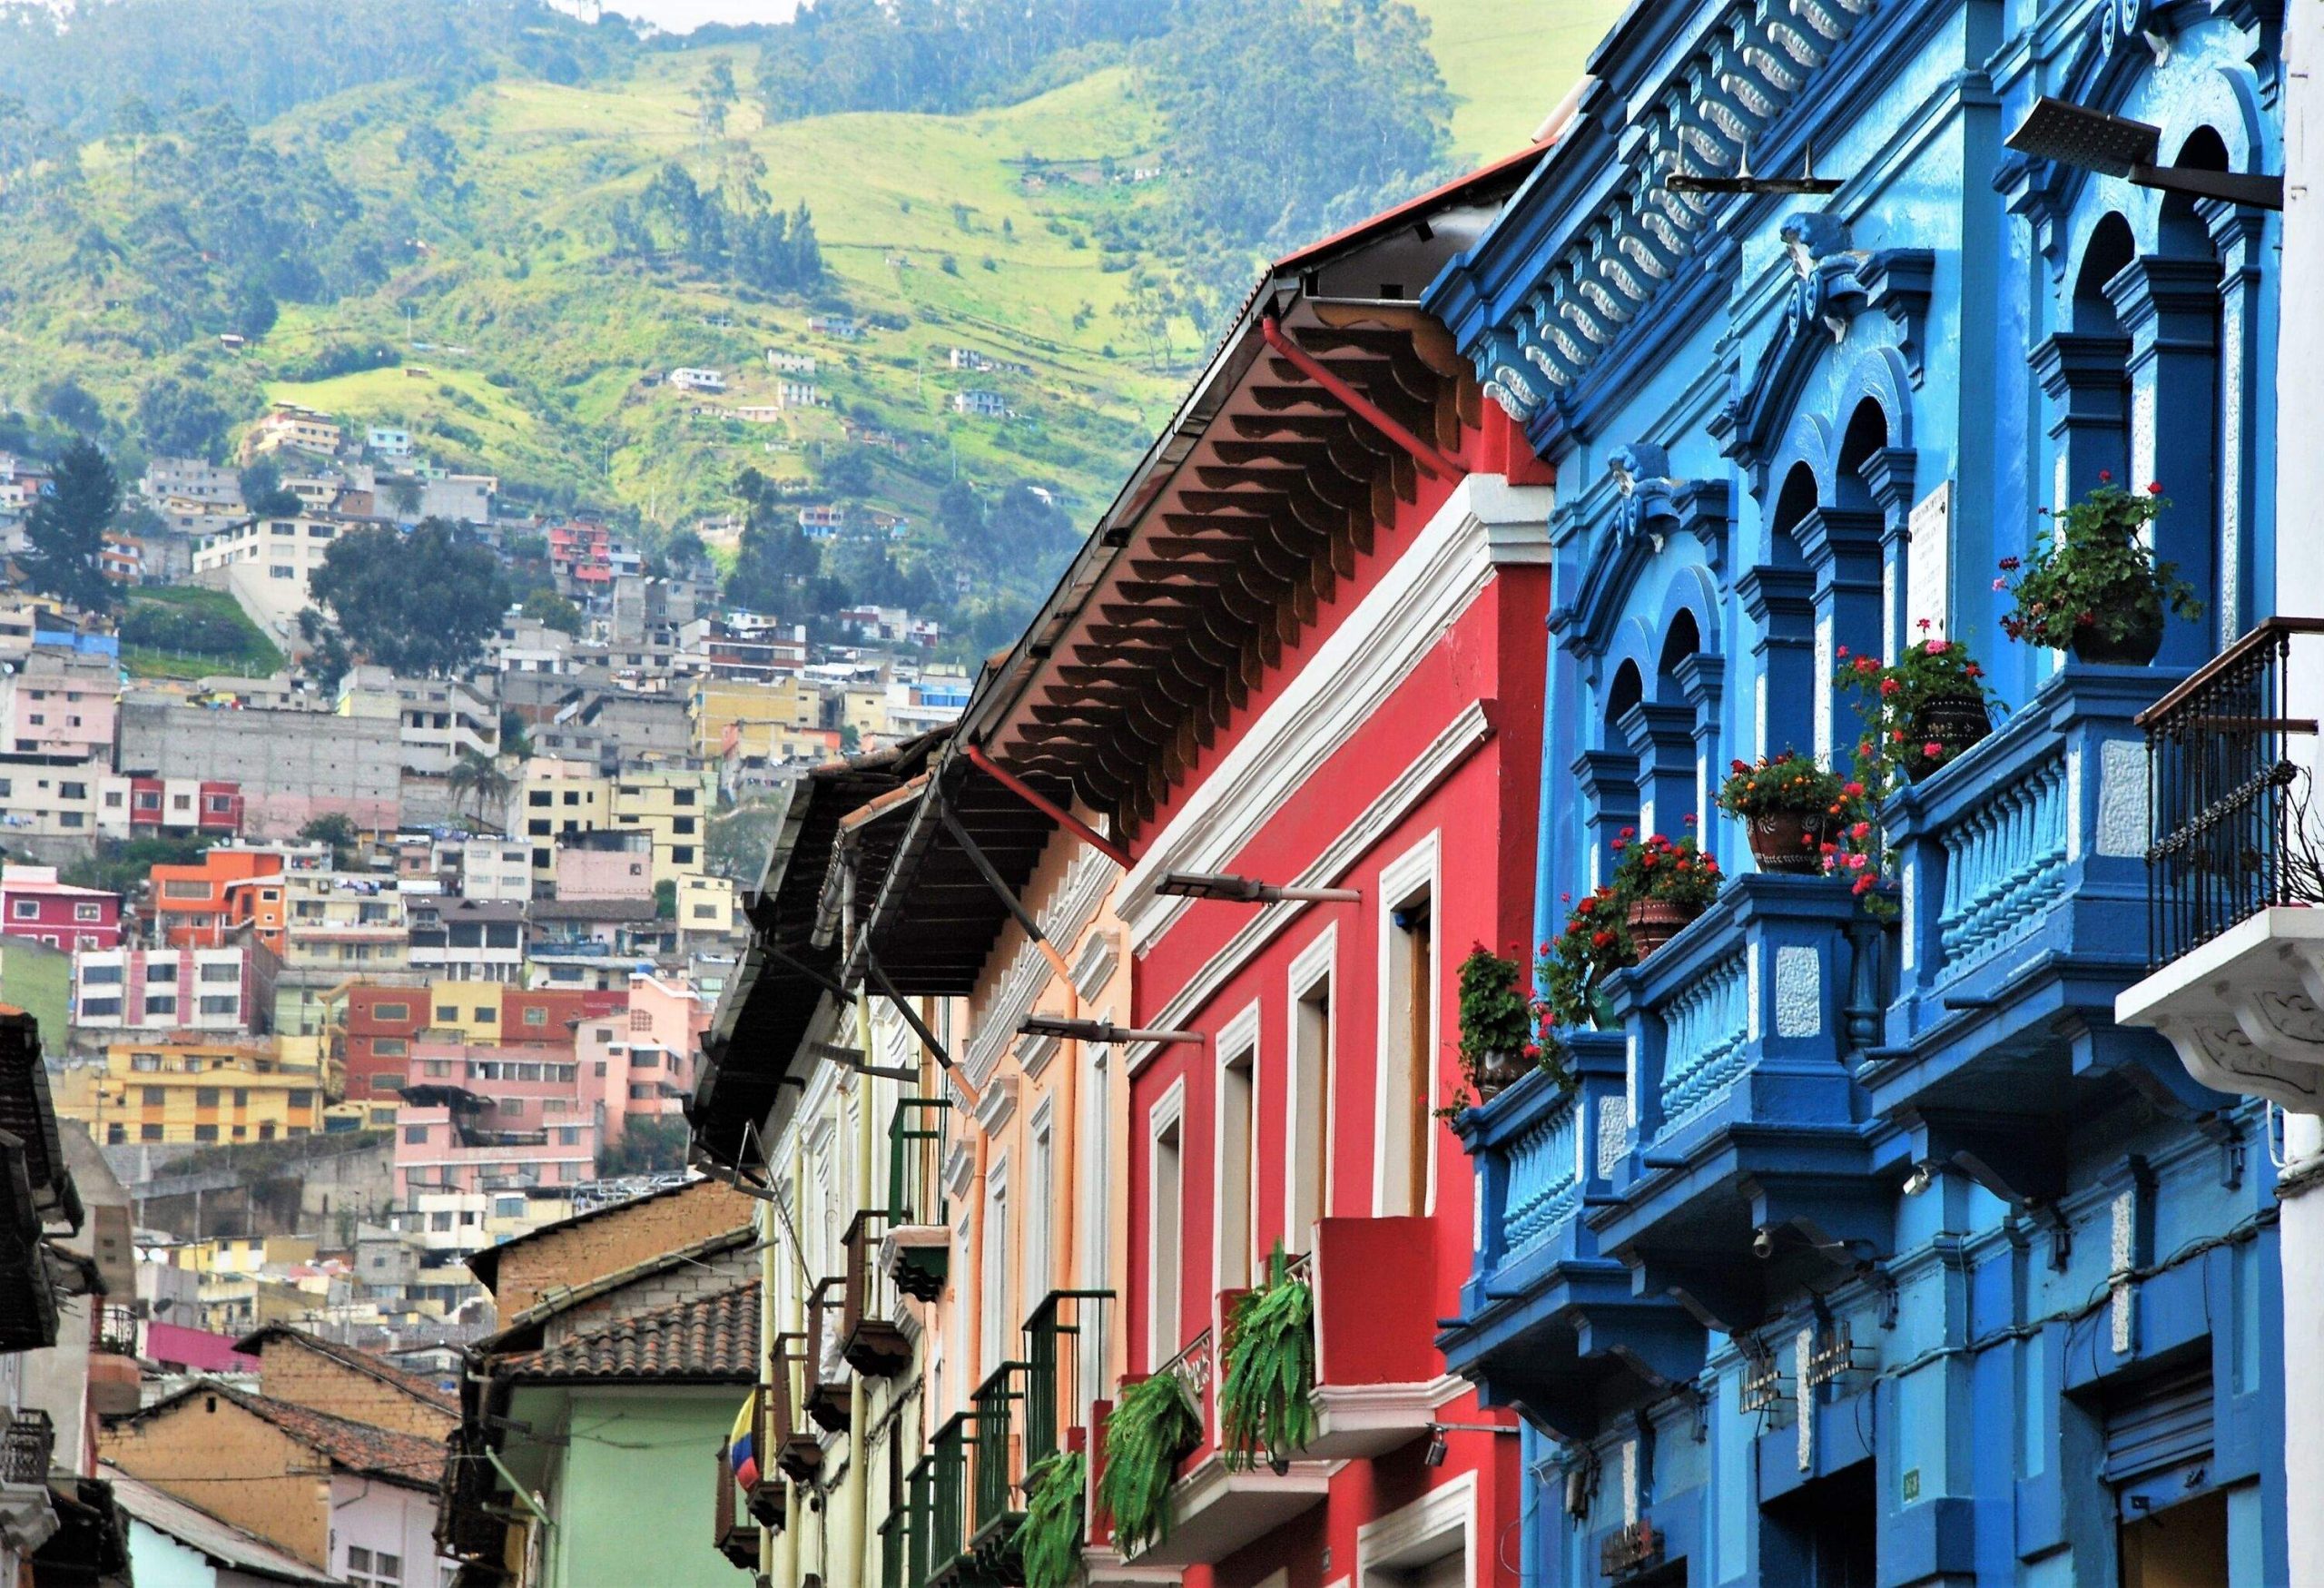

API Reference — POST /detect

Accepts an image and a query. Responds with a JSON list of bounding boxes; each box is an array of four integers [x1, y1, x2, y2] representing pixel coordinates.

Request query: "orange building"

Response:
[[152, 850, 288, 949]]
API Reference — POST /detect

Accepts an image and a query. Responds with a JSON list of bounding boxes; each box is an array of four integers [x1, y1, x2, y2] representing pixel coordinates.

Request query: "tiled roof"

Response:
[[231, 1324, 458, 1412], [124, 1382, 443, 1489], [103, 1465, 340, 1584], [499, 1279, 758, 1384]]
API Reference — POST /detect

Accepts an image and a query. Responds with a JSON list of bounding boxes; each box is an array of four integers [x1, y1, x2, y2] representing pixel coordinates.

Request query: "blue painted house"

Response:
[[1424, 0, 2288, 1583]]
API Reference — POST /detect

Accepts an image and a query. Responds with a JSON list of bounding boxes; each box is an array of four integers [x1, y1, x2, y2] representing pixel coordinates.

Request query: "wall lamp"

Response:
[[1157, 871, 1361, 905], [2005, 97, 2282, 210], [1422, 1421, 1522, 1467], [1018, 1015, 1206, 1046]]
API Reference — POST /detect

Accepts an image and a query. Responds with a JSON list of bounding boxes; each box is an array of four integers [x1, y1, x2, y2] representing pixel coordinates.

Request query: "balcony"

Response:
[[1441, 1037, 1703, 1434], [881, 1097, 952, 1302], [2118, 619, 2324, 1107], [1868, 660, 2213, 1154], [841, 1210, 913, 1377], [713, 1445, 762, 1571], [1300, 1218, 1440, 1459], [1113, 1317, 1328, 1569], [769, 1333, 823, 1485], [805, 1277, 852, 1432]]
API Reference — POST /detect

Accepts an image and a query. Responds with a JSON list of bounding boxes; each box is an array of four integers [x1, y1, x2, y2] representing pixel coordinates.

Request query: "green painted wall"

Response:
[[540, 1384, 748, 1588], [0, 939, 71, 1053]]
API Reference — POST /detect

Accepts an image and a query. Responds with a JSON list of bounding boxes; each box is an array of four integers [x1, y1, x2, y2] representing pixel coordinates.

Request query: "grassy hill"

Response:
[[0, 5, 1622, 544]]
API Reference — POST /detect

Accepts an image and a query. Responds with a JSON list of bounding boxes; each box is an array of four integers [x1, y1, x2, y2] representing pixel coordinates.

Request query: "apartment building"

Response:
[[0, 864, 120, 951], [63, 1037, 324, 1145], [336, 667, 499, 777], [392, 1041, 597, 1198], [687, 676, 822, 761], [0, 646, 118, 758], [70, 943, 269, 1036], [406, 897, 525, 983], [459, 840, 533, 902], [94, 774, 244, 841], [0, 750, 107, 841], [514, 758, 610, 882], [609, 767, 714, 885]]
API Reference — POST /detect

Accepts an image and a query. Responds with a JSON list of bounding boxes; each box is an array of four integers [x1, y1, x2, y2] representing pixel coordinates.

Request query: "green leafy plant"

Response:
[[1019, 1450, 1085, 1588], [1220, 1246, 1316, 1472], [1717, 751, 1846, 818], [1541, 883, 1633, 1031], [1835, 629, 1994, 786], [1997, 477, 2201, 651], [1097, 1370, 1201, 1555]]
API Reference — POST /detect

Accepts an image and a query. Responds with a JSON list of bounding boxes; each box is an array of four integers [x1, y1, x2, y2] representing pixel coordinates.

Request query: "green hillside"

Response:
[[0, 5, 1621, 546]]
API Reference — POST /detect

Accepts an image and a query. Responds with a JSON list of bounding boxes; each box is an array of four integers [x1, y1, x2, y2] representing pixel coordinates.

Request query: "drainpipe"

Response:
[[837, 873, 872, 1588]]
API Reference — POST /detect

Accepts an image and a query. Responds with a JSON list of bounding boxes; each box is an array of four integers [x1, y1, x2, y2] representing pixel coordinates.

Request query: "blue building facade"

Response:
[[1424, 1, 2288, 1583]]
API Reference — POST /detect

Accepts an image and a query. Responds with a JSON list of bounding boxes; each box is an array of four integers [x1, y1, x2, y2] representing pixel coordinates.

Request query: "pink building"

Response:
[[391, 1040, 597, 1198], [0, 864, 121, 951], [551, 829, 654, 902], [0, 648, 118, 759], [572, 972, 710, 1145]]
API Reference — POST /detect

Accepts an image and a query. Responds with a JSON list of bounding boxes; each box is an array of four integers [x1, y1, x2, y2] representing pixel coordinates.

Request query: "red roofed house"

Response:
[[0, 863, 120, 951]]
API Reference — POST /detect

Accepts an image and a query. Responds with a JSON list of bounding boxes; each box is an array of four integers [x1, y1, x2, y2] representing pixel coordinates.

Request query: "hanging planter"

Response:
[[1837, 628, 1996, 787], [1219, 1246, 1317, 1473], [1904, 693, 1992, 780], [1995, 476, 2200, 666], [1019, 1451, 1086, 1588], [1610, 831, 1719, 962], [1096, 1370, 1201, 1556], [1455, 944, 1543, 1102]]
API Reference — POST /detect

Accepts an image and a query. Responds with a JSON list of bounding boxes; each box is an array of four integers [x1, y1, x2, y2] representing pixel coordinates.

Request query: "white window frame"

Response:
[[1355, 1468, 1476, 1588], [1211, 999, 1262, 1294], [1285, 924, 1338, 1248], [1373, 830, 1443, 1218], [980, 1152, 1011, 1377], [1026, 1098, 1055, 1317], [1146, 1076, 1187, 1373]]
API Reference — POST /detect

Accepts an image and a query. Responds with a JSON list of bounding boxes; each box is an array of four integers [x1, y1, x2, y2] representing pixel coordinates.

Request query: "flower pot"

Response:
[[1746, 810, 1829, 874], [1625, 897, 1698, 960], [1472, 1050, 1529, 1100], [2070, 607, 2164, 666], [1905, 693, 1991, 781]]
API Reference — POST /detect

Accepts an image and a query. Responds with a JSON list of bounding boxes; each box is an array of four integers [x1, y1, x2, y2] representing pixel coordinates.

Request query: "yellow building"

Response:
[[675, 874, 737, 940], [425, 978, 507, 1044], [842, 685, 888, 741], [166, 1234, 320, 1277], [608, 767, 716, 885], [517, 758, 612, 884], [688, 676, 822, 760], [68, 1038, 327, 1146]]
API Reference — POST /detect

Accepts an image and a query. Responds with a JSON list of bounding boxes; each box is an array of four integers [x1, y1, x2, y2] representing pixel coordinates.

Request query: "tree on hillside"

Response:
[[240, 459, 300, 516], [664, 528, 708, 576], [298, 813, 360, 866], [307, 518, 509, 676], [22, 439, 119, 614], [519, 588, 584, 636], [696, 57, 736, 140], [448, 749, 512, 831], [135, 376, 228, 460]]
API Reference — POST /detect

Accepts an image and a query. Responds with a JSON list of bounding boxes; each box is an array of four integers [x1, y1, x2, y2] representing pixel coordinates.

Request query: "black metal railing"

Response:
[[2141, 618, 2324, 965], [879, 1504, 907, 1588], [714, 1445, 760, 1569], [770, 1334, 824, 1484], [907, 1450, 935, 1588], [96, 1304, 138, 1356], [805, 1276, 852, 1432], [1022, 1290, 1112, 1471], [970, 1361, 1028, 1541], [887, 1096, 951, 1227], [928, 1412, 972, 1575], [3, 1410, 53, 1484]]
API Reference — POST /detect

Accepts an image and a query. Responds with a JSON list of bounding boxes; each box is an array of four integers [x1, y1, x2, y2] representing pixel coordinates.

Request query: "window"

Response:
[[10, 901, 35, 920], [1215, 1007, 1259, 1291], [74, 902, 101, 922], [193, 1124, 218, 1142], [429, 1211, 453, 1231], [373, 1001, 409, 1021], [673, 816, 696, 835], [81, 997, 121, 1018], [139, 1124, 162, 1142], [405, 1126, 428, 1144], [233, 1089, 249, 1108], [563, 791, 580, 805], [194, 1088, 220, 1108], [373, 1037, 407, 1057], [523, 1006, 547, 1027], [148, 962, 178, 983], [474, 1007, 496, 1023], [287, 1090, 313, 1110], [1378, 839, 1438, 1218], [198, 996, 236, 1016], [693, 905, 715, 920], [630, 1008, 652, 1031], [673, 846, 695, 865], [162, 881, 210, 900], [199, 962, 236, 983], [81, 965, 123, 985], [142, 1086, 164, 1105], [1027, 1108, 1054, 1311], [1287, 932, 1335, 1240], [1148, 1087, 1185, 1372], [981, 1159, 1011, 1373], [675, 788, 696, 806], [436, 1005, 458, 1023], [60, 783, 84, 800], [143, 996, 176, 1018]]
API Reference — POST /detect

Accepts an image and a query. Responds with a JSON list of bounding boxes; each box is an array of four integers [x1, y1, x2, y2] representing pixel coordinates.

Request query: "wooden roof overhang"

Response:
[[979, 292, 1482, 840], [688, 735, 942, 1169]]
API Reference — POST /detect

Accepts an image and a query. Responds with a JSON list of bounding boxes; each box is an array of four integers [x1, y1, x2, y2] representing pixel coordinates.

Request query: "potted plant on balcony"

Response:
[[1996, 475, 2201, 665], [1096, 1369, 1201, 1555], [1612, 827, 1721, 959], [1541, 883, 1632, 1031], [1836, 627, 1994, 784], [1718, 751, 1848, 873], [1019, 1450, 1085, 1588], [1456, 943, 1546, 1100], [1220, 1245, 1316, 1474]]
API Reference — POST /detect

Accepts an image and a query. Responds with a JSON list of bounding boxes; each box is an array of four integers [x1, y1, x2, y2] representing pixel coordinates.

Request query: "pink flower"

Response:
[[1682, 813, 1697, 825], [1846, 853, 1868, 871], [1926, 639, 1950, 656], [1852, 874, 1876, 895], [1993, 577, 2007, 591], [1843, 781, 1866, 798], [1560, 893, 1571, 904], [1917, 618, 1933, 631], [1836, 645, 1849, 658], [1850, 821, 1871, 840], [2099, 469, 2113, 483], [1924, 742, 1944, 758]]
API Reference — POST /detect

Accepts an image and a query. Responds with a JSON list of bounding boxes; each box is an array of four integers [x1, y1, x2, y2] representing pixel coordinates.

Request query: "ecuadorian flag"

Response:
[[728, 1394, 761, 1490]]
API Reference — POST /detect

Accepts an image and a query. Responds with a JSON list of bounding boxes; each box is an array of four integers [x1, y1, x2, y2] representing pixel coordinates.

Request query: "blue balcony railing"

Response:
[[1871, 664, 2183, 1109]]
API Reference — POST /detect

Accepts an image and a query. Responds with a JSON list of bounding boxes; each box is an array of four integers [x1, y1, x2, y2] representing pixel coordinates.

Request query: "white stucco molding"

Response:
[[2116, 906, 2324, 1111]]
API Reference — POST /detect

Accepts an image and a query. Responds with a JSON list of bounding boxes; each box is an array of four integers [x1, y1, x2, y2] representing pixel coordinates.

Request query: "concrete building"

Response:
[[513, 758, 609, 883], [71, 944, 269, 1037], [121, 698, 401, 839], [404, 898, 524, 984], [59, 1037, 324, 1146], [0, 646, 118, 760], [0, 864, 119, 952], [608, 766, 714, 885], [95, 775, 245, 843], [392, 1040, 596, 1198], [687, 676, 821, 762], [237, 405, 342, 463], [335, 668, 498, 779], [458, 840, 532, 903], [674, 875, 736, 945], [0, 750, 109, 845], [552, 829, 654, 903], [191, 517, 343, 648]]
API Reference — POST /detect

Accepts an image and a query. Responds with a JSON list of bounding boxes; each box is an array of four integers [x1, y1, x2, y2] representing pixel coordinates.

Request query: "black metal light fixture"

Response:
[[1665, 143, 1840, 197], [1017, 1015, 1206, 1046], [1157, 871, 1362, 905], [1422, 1421, 1521, 1467], [2005, 96, 2282, 210], [809, 1041, 918, 1083]]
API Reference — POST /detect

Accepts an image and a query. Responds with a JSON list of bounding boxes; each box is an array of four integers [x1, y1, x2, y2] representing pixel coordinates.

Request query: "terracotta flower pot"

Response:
[[1905, 693, 1992, 781], [1471, 1050, 1529, 1100], [1625, 897, 1698, 960], [1746, 809, 1830, 874]]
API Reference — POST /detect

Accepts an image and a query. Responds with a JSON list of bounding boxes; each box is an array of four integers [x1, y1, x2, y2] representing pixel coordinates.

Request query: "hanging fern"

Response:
[[1096, 1370, 1201, 1555], [1019, 1451, 1085, 1588], [1219, 1245, 1316, 1471]]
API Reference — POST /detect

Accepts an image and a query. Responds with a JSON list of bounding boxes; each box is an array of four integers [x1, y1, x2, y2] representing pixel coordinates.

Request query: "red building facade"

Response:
[[0, 864, 121, 952]]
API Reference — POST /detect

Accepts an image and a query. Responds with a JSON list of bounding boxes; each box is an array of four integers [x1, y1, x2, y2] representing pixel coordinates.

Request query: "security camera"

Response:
[[1751, 1225, 1777, 1260], [1902, 1161, 1935, 1198]]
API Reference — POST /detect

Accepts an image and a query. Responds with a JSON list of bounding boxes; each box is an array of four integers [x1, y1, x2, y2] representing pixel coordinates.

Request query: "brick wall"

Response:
[[254, 1337, 457, 1441], [538, 1243, 758, 1346], [101, 1394, 332, 1566], [488, 1179, 754, 1316]]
